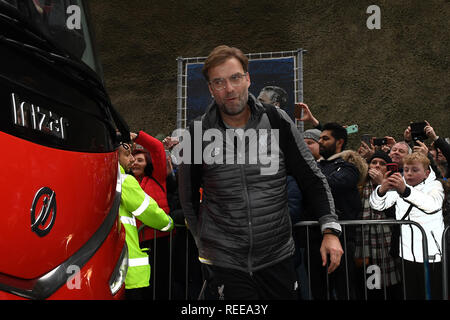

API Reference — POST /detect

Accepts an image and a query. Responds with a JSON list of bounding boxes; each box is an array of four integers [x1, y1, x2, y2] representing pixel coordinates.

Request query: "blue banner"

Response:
[[186, 57, 295, 123]]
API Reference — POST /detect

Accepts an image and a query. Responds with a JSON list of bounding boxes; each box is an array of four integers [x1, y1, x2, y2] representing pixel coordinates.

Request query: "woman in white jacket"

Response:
[[369, 152, 444, 299]]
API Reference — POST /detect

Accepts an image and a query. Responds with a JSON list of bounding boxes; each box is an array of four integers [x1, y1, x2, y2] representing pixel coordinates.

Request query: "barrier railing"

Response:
[[293, 219, 432, 300], [442, 225, 450, 299], [139, 219, 448, 300]]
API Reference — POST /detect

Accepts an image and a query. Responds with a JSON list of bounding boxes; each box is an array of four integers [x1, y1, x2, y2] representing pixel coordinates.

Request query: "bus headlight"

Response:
[[109, 244, 128, 295]]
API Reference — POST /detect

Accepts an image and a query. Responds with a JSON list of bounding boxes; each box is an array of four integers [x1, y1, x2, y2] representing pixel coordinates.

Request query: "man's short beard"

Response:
[[219, 102, 246, 116], [218, 92, 248, 116], [319, 144, 337, 160]]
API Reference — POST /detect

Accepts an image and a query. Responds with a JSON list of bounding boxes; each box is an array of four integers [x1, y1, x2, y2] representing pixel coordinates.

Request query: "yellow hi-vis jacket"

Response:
[[119, 165, 174, 289]]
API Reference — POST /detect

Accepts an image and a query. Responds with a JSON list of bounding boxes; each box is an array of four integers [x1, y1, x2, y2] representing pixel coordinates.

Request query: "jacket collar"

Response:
[[318, 151, 346, 163], [203, 93, 265, 130]]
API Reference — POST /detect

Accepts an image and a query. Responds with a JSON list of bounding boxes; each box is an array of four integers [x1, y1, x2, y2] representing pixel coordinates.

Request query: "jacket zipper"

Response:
[[241, 164, 253, 276]]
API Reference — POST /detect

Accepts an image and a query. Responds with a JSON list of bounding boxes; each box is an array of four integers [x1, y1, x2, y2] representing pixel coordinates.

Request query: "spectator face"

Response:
[[430, 148, 446, 164], [118, 144, 135, 172], [304, 138, 320, 160], [257, 91, 273, 106], [257, 91, 280, 108], [208, 57, 250, 117], [389, 143, 409, 167], [369, 157, 388, 175], [319, 130, 340, 159], [132, 153, 147, 178], [403, 160, 430, 186]]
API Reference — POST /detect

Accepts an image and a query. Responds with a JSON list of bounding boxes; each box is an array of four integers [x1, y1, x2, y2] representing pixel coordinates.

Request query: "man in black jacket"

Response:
[[177, 45, 343, 300], [308, 122, 361, 300]]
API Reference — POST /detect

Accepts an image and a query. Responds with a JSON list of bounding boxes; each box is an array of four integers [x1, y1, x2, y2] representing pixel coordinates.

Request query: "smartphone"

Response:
[[373, 137, 387, 146], [386, 162, 399, 176], [294, 103, 302, 119], [346, 124, 358, 134], [361, 134, 372, 146], [410, 121, 428, 141]]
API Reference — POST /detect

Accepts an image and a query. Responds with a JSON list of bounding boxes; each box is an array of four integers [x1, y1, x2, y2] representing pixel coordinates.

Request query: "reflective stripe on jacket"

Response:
[[119, 165, 174, 289]]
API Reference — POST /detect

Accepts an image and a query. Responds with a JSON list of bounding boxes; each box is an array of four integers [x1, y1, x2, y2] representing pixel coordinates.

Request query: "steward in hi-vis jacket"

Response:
[[119, 164, 174, 290]]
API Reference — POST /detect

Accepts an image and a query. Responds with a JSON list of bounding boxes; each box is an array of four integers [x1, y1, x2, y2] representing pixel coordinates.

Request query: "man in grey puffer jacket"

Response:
[[177, 45, 343, 300]]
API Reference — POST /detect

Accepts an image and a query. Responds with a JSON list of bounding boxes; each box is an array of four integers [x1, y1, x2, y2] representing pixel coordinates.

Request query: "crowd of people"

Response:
[[296, 102, 449, 300], [117, 45, 450, 300]]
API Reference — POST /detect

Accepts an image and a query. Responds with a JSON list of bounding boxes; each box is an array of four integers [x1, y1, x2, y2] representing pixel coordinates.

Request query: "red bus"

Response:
[[0, 0, 129, 299]]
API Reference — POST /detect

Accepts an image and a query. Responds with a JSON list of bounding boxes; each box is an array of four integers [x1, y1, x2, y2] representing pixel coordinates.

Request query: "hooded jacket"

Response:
[[369, 169, 444, 263], [178, 94, 340, 273], [134, 131, 171, 242]]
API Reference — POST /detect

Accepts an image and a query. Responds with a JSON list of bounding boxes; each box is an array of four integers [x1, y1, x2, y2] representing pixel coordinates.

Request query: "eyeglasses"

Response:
[[209, 72, 247, 91]]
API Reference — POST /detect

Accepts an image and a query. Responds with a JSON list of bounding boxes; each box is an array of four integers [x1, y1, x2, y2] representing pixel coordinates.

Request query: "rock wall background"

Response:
[[90, 1, 449, 149]]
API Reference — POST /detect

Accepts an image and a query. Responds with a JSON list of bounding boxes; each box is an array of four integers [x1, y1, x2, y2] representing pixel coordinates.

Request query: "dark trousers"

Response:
[[172, 227, 203, 300], [141, 236, 171, 300], [308, 241, 357, 300], [354, 265, 402, 300], [402, 259, 442, 300], [125, 286, 150, 300], [201, 257, 298, 300]]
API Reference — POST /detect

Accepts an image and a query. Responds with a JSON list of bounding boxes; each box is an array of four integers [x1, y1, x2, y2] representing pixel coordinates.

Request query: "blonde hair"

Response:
[[340, 150, 368, 197], [403, 152, 430, 170]]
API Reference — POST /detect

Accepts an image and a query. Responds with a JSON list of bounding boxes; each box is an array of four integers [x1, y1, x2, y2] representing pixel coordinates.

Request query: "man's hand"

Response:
[[163, 136, 179, 150], [403, 126, 412, 142], [130, 132, 138, 141], [296, 102, 320, 127], [385, 136, 397, 149], [413, 140, 429, 156], [424, 120, 438, 141], [357, 141, 374, 160], [320, 233, 344, 274]]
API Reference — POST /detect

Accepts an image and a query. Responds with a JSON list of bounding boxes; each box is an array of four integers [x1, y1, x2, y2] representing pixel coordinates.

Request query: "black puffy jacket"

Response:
[[318, 153, 362, 242], [178, 94, 340, 273]]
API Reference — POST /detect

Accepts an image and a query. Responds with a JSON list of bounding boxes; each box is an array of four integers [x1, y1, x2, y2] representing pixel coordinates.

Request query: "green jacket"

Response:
[[119, 165, 173, 289]]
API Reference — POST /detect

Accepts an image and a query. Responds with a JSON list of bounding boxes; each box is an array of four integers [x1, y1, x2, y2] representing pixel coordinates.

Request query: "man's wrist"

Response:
[[323, 228, 341, 238]]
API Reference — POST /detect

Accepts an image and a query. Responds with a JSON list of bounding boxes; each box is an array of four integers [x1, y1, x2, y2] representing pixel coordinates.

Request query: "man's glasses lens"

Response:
[[211, 73, 246, 91]]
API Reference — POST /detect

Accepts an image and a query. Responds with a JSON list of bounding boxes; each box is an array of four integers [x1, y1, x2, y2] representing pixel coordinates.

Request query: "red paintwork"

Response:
[[0, 132, 125, 299], [0, 220, 126, 300], [48, 219, 126, 300]]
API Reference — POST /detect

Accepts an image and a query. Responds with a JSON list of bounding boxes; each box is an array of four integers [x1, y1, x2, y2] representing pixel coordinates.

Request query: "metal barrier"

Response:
[[294, 219, 435, 300], [139, 219, 448, 300], [138, 224, 200, 300], [442, 225, 450, 299]]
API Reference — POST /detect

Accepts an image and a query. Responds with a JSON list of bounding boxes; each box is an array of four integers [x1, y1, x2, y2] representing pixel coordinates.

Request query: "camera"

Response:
[[346, 124, 359, 134], [361, 134, 372, 146], [373, 137, 387, 146], [410, 121, 428, 142]]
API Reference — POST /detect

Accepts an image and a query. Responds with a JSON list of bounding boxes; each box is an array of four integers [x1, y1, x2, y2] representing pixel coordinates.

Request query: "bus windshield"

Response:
[[1, 0, 103, 78]]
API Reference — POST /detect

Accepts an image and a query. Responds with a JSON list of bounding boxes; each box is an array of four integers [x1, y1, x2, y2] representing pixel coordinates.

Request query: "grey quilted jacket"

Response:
[[178, 94, 340, 273]]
